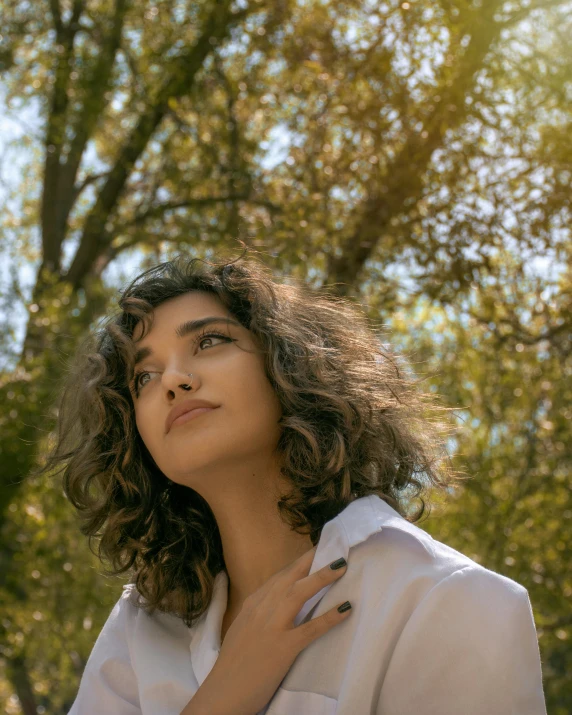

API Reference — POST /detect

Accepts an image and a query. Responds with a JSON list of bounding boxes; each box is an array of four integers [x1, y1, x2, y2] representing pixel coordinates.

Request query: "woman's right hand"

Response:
[[182, 545, 352, 715]]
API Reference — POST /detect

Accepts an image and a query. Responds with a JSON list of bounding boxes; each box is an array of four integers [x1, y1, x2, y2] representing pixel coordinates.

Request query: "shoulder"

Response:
[[354, 512, 529, 610], [95, 582, 161, 645], [119, 582, 196, 641], [91, 584, 140, 650], [365, 518, 547, 713], [349, 514, 540, 679]]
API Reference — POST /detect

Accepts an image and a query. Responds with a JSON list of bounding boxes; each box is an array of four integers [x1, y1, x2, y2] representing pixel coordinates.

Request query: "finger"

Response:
[[293, 600, 352, 651], [289, 556, 348, 606], [261, 545, 318, 599], [282, 544, 318, 579], [274, 555, 348, 629]]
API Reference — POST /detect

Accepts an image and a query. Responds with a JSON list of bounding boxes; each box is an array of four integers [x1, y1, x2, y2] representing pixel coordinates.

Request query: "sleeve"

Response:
[[376, 565, 547, 715], [68, 588, 141, 715]]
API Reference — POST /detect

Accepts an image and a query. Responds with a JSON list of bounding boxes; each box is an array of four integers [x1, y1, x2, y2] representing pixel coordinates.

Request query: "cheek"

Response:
[[238, 373, 283, 429], [134, 409, 156, 452]]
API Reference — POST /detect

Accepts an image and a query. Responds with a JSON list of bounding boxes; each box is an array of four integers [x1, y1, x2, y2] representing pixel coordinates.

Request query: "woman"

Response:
[[40, 250, 546, 714]]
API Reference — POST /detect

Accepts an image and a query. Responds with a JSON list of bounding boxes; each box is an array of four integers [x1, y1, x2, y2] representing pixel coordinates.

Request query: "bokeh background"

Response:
[[0, 1, 571, 713]]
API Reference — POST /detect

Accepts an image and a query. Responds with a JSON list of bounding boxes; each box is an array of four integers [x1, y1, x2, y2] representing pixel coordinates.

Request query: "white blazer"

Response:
[[68, 494, 547, 714]]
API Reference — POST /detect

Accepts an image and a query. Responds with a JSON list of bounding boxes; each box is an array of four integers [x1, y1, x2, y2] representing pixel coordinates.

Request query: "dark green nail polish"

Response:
[[330, 557, 347, 570]]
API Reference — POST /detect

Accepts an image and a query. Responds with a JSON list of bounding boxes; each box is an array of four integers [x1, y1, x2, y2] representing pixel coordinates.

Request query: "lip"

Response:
[[165, 398, 219, 434]]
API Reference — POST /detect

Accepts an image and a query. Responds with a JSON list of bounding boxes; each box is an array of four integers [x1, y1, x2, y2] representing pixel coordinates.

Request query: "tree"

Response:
[[0, 0, 570, 711]]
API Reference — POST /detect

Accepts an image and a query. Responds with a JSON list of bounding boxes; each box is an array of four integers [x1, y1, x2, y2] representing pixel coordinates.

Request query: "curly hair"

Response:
[[37, 247, 462, 628]]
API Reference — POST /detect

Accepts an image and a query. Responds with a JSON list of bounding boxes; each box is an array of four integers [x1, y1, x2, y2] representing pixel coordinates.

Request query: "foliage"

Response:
[[386, 252, 572, 712], [0, 468, 123, 714], [0, 0, 570, 712]]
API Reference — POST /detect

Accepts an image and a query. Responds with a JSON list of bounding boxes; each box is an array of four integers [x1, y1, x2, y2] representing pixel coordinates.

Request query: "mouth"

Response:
[[169, 406, 219, 431]]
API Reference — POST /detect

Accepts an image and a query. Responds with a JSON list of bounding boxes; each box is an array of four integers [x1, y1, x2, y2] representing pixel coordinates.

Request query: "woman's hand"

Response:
[[182, 545, 352, 715]]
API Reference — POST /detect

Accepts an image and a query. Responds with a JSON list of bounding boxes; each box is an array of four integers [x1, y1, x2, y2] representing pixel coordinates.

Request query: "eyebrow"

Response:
[[133, 316, 242, 367]]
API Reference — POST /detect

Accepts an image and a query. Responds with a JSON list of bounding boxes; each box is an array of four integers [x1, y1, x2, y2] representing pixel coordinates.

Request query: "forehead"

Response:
[[131, 291, 232, 342]]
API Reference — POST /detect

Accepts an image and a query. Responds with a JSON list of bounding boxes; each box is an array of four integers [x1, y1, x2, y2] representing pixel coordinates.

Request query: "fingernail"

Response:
[[338, 601, 352, 613], [330, 557, 347, 570]]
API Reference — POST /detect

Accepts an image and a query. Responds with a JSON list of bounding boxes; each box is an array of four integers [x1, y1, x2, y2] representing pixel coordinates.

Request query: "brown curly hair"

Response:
[[37, 247, 462, 628]]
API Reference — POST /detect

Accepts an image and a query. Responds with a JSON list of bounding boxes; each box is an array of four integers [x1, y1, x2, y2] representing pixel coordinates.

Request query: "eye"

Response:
[[195, 330, 233, 351], [132, 331, 234, 395], [133, 370, 152, 392]]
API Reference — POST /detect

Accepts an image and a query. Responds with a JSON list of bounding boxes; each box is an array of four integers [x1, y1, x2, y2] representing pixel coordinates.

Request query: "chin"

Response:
[[165, 452, 225, 483]]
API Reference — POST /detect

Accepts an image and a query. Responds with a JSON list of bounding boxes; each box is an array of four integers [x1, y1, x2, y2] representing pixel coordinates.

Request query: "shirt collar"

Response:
[[295, 494, 435, 622], [189, 494, 435, 685]]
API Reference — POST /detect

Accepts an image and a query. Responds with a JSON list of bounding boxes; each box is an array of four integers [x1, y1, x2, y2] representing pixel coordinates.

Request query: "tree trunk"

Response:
[[5, 654, 38, 715]]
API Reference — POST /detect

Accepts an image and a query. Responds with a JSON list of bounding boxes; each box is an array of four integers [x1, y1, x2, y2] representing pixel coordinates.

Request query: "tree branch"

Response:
[[41, 0, 85, 273], [48, 0, 63, 37], [213, 53, 251, 237], [70, 0, 85, 29], [65, 0, 255, 289], [55, 0, 129, 243], [93, 191, 280, 273], [325, 6, 505, 293], [128, 195, 280, 227], [67, 171, 110, 210]]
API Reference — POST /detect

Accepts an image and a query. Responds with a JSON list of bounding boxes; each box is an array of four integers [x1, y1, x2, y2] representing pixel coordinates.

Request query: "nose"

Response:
[[162, 368, 198, 396]]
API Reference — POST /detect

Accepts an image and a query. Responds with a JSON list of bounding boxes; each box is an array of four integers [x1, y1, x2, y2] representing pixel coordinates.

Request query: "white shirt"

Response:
[[68, 494, 547, 715]]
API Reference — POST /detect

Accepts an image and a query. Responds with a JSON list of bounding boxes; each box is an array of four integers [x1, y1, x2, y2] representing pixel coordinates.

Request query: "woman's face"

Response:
[[130, 291, 283, 485]]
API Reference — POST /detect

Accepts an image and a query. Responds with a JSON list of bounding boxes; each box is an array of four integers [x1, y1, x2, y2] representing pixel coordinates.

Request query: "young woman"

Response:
[[41, 251, 546, 714]]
